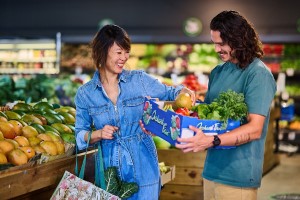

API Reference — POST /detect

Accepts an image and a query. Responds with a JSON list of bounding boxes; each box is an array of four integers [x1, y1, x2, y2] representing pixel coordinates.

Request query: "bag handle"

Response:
[[75, 131, 92, 179], [95, 143, 106, 189], [75, 131, 106, 190]]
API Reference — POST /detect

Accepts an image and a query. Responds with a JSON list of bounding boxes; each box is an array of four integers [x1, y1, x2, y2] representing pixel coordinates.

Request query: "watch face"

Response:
[[213, 135, 221, 147]]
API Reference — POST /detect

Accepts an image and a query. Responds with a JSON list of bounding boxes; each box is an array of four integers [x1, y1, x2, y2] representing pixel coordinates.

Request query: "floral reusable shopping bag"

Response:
[[50, 131, 121, 200], [50, 170, 120, 200]]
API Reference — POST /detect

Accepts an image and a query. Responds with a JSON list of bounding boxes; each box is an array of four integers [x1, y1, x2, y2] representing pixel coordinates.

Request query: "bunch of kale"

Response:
[[192, 89, 248, 123]]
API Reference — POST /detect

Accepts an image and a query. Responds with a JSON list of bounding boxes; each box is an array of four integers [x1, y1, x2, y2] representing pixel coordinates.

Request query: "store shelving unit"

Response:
[[0, 33, 61, 75]]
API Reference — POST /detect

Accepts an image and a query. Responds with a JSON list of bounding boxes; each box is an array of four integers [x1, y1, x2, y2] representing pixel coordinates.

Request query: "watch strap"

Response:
[[212, 135, 221, 147]]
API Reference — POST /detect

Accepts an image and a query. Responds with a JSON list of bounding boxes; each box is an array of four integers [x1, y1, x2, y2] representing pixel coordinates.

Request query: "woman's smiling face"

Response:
[[105, 42, 130, 74]]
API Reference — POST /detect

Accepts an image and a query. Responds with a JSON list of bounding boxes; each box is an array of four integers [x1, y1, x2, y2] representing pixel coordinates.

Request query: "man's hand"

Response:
[[176, 125, 212, 152]]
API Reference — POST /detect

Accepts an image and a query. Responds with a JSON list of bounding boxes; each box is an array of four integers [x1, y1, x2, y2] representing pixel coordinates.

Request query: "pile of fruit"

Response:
[[0, 101, 76, 167], [153, 90, 247, 149], [159, 162, 171, 173], [164, 90, 248, 123], [162, 93, 193, 116]]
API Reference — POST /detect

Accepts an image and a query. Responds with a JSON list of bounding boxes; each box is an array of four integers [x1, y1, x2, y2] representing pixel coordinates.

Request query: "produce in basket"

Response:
[[174, 93, 193, 110], [192, 89, 248, 125]]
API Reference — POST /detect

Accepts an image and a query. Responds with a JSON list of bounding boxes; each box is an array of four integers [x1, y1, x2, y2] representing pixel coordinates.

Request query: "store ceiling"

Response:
[[1, 0, 300, 43]]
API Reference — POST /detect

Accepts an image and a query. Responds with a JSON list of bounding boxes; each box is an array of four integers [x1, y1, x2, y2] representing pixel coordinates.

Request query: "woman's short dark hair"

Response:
[[91, 24, 131, 69], [210, 10, 264, 68]]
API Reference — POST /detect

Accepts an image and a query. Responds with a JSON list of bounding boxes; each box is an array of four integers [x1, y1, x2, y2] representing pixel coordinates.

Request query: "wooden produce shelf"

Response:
[[263, 106, 281, 174], [158, 149, 206, 199], [0, 150, 95, 200]]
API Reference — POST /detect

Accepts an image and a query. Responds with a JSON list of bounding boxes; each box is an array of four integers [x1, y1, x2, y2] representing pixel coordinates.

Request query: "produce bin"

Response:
[[0, 150, 94, 199], [161, 165, 176, 186]]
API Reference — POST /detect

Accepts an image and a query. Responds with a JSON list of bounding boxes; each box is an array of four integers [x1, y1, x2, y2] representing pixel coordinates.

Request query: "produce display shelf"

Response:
[[0, 150, 94, 199]]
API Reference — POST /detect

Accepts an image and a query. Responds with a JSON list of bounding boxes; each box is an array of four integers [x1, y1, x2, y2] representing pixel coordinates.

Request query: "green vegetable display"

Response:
[[0, 74, 82, 106], [192, 89, 248, 125]]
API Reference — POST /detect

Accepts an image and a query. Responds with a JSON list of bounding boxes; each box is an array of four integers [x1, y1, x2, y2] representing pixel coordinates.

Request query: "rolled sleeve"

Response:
[[76, 130, 88, 150]]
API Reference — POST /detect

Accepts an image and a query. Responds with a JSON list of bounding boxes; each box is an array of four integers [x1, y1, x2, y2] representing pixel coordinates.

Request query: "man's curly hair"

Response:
[[210, 10, 264, 68]]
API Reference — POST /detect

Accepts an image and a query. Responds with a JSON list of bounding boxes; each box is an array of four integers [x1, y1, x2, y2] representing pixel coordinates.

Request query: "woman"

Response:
[[75, 24, 194, 199]]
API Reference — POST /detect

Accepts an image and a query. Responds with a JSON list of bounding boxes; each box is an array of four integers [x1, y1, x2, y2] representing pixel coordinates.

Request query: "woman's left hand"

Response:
[[139, 120, 155, 136], [179, 87, 196, 105]]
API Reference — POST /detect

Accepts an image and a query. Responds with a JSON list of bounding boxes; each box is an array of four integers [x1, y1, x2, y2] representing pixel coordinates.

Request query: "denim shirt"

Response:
[[75, 69, 183, 199]]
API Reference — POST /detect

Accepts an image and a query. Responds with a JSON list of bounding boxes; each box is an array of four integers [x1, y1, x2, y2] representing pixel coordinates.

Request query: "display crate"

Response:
[[0, 150, 94, 199], [158, 149, 206, 199], [161, 165, 176, 186]]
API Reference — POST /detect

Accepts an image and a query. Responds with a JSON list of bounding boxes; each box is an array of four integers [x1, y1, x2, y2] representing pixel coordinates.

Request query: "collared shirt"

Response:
[[75, 69, 183, 149], [74, 69, 183, 199]]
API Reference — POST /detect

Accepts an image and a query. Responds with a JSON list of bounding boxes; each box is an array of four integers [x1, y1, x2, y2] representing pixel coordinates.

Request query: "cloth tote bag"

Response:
[[50, 132, 120, 200]]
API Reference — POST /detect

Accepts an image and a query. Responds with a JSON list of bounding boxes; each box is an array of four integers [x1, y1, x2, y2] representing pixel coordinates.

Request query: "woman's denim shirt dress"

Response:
[[75, 70, 183, 199]]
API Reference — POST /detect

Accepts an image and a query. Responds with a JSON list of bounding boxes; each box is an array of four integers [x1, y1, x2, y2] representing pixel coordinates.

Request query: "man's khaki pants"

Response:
[[204, 178, 258, 200]]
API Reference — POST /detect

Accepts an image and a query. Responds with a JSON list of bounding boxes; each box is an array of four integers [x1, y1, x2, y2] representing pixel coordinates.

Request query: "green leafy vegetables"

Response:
[[105, 167, 139, 199], [192, 89, 248, 123]]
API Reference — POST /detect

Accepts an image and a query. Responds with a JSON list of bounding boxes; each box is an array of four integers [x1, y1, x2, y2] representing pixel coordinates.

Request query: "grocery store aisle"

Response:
[[258, 153, 300, 200]]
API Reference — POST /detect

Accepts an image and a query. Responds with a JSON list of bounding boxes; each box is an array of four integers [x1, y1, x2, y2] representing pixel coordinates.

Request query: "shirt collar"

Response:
[[92, 70, 129, 90]]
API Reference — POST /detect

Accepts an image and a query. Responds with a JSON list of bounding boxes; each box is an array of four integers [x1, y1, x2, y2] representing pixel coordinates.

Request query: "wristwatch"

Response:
[[212, 135, 221, 147]]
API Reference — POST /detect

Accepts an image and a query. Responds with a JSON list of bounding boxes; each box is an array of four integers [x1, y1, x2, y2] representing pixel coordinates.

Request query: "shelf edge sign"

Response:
[[183, 17, 202, 37]]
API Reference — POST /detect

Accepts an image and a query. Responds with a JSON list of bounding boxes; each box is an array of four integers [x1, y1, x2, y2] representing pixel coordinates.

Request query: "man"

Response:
[[176, 10, 277, 200]]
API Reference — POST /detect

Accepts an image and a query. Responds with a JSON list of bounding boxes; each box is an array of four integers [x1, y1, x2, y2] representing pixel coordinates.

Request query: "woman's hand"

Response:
[[179, 87, 196, 105], [139, 120, 155, 136], [100, 125, 118, 140], [86, 125, 118, 143]]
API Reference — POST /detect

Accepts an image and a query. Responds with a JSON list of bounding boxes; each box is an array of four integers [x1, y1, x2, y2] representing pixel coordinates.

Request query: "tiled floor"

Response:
[[258, 153, 300, 200]]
